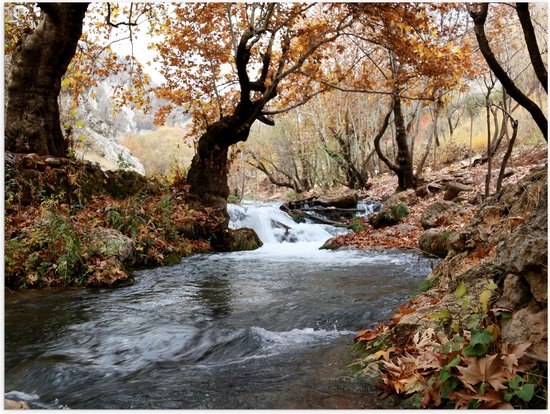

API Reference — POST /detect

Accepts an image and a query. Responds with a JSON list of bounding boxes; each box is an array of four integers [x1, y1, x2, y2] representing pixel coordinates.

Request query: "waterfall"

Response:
[[227, 202, 346, 244]]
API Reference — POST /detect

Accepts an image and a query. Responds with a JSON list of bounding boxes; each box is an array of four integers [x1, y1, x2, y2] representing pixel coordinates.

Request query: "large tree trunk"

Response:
[[5, 3, 89, 156], [188, 117, 250, 202], [186, 111, 254, 243]]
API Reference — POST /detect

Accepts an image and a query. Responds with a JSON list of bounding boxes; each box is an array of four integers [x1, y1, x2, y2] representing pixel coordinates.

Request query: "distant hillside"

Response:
[[60, 65, 190, 175], [121, 126, 196, 176]]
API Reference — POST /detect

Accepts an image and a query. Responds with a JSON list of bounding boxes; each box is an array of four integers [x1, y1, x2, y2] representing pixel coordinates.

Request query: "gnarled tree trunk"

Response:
[[187, 117, 250, 209], [393, 97, 418, 191], [5, 3, 89, 156]]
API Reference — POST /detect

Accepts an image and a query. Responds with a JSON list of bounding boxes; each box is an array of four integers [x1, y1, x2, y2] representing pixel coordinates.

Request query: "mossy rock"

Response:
[[104, 169, 162, 198], [5, 152, 162, 208], [419, 228, 451, 258], [369, 202, 409, 229], [225, 228, 263, 252]]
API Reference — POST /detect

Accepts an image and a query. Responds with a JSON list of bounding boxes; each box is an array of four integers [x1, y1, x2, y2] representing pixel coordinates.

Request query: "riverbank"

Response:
[[330, 149, 547, 409], [5, 152, 264, 289]]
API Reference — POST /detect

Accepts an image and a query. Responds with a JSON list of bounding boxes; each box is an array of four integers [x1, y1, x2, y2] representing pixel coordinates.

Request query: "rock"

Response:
[[368, 190, 416, 229], [5, 399, 30, 409], [226, 227, 263, 251], [427, 183, 443, 193], [90, 228, 136, 266], [319, 237, 342, 250], [416, 183, 443, 198], [395, 167, 548, 363], [5, 152, 161, 208], [419, 228, 451, 258], [317, 192, 358, 209], [420, 200, 468, 230], [22, 153, 41, 169], [44, 157, 62, 168], [496, 274, 531, 310], [281, 192, 359, 225], [500, 300, 548, 362], [105, 169, 159, 198], [443, 182, 474, 201], [415, 186, 428, 198]]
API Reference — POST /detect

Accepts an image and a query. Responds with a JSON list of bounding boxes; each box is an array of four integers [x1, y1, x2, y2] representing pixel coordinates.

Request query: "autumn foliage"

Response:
[[352, 288, 542, 409]]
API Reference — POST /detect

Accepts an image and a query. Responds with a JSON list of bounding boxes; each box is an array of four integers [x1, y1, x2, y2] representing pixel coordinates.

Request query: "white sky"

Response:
[[112, 30, 166, 85], [83, 5, 166, 85]]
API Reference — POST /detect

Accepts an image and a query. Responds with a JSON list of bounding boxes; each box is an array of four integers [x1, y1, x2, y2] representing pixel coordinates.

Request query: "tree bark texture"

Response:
[[187, 114, 251, 211], [393, 97, 418, 191], [468, 3, 547, 141], [516, 3, 547, 93], [5, 3, 89, 156]]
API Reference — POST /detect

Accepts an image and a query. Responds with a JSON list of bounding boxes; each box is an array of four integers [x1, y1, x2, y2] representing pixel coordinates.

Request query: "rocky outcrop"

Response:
[[396, 166, 548, 361], [5, 152, 161, 208], [420, 200, 468, 230]]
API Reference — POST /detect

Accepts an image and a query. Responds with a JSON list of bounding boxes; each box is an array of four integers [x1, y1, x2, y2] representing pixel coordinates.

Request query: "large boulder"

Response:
[[90, 227, 136, 267], [225, 227, 263, 252], [420, 200, 468, 230]]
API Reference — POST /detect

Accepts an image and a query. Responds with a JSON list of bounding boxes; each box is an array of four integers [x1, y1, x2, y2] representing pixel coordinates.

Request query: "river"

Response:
[[4, 202, 432, 409]]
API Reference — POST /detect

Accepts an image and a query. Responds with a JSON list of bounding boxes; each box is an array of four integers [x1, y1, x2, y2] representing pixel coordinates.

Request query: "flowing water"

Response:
[[5, 202, 432, 409]]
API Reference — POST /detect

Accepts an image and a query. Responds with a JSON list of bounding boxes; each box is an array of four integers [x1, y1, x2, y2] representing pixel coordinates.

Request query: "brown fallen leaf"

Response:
[[457, 354, 513, 392]]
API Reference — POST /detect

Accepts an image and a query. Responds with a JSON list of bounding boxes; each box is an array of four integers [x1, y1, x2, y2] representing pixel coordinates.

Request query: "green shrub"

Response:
[[349, 218, 366, 232]]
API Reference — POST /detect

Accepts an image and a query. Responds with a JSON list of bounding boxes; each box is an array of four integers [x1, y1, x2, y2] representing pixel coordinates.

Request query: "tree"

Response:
[[5, 3, 89, 156], [246, 112, 317, 194], [373, 94, 418, 191], [4, 3, 155, 157], [326, 3, 477, 191], [154, 3, 353, 216], [468, 3, 547, 141]]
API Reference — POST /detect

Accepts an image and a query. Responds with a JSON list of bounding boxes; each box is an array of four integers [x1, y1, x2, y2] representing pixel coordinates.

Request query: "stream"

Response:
[[5, 202, 432, 409]]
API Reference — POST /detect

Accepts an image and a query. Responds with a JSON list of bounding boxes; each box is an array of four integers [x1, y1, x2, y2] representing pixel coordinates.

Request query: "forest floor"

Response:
[[328, 144, 547, 252]]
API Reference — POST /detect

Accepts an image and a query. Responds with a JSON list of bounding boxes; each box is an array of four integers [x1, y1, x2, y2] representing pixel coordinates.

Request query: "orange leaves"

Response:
[[355, 322, 388, 343], [389, 304, 415, 327]]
